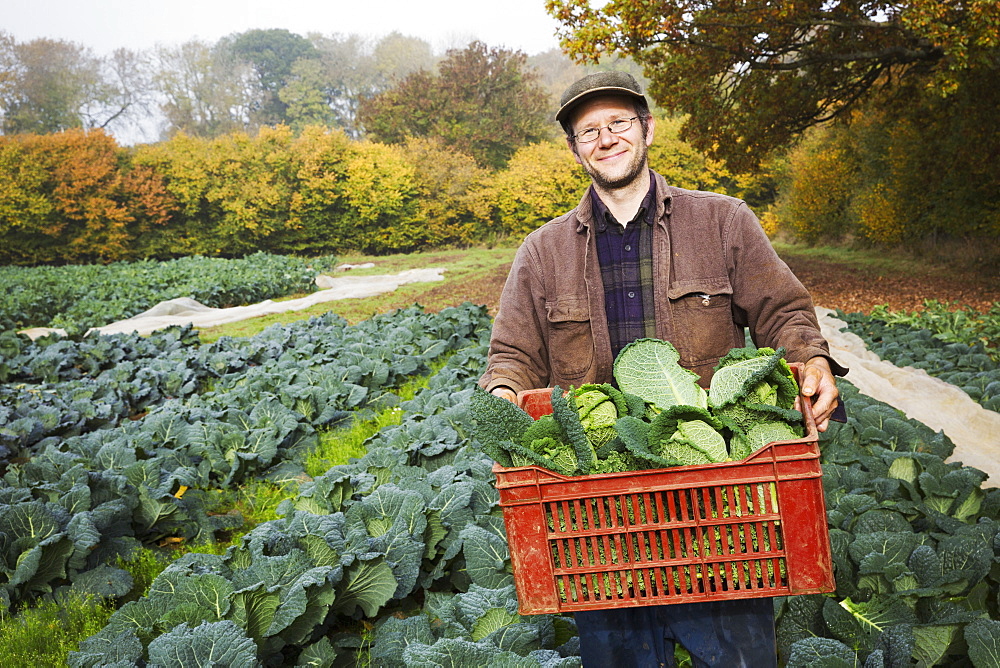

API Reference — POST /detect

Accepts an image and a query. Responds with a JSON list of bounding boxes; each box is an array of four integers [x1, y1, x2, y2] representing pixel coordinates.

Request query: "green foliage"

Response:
[[868, 301, 1000, 359], [0, 304, 491, 623], [224, 28, 319, 127], [116, 549, 175, 600], [359, 41, 552, 169], [6, 287, 1000, 665], [0, 36, 104, 135]]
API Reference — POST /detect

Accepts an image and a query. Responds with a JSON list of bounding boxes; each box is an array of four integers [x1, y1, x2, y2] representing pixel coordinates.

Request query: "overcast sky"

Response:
[[6, 0, 566, 56]]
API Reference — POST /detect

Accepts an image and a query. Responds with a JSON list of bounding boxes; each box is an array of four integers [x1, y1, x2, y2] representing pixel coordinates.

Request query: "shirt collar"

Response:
[[590, 171, 657, 234]]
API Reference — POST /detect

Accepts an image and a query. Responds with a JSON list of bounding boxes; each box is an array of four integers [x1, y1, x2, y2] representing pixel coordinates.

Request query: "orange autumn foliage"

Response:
[[0, 129, 174, 264]]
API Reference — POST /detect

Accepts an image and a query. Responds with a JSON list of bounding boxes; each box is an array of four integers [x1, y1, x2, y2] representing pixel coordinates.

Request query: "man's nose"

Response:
[[596, 126, 619, 148]]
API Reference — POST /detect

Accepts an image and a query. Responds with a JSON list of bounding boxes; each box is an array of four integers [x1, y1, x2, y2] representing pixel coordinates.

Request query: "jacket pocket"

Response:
[[545, 296, 594, 380], [667, 278, 739, 369]]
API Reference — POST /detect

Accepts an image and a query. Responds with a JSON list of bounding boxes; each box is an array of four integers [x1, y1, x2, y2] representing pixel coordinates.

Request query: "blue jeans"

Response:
[[574, 597, 777, 667]]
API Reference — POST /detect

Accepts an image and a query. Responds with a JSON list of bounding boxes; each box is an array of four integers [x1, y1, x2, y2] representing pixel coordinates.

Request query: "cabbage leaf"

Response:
[[613, 338, 707, 411]]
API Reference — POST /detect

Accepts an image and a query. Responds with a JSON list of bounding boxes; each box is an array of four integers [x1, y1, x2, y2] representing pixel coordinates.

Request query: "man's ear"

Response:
[[567, 137, 582, 165], [645, 115, 656, 147]]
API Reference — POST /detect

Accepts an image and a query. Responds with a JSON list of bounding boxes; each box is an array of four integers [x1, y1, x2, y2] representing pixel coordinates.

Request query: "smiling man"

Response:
[[479, 71, 847, 667]]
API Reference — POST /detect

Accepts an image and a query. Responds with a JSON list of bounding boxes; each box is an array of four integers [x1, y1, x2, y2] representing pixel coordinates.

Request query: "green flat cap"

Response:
[[555, 71, 646, 123]]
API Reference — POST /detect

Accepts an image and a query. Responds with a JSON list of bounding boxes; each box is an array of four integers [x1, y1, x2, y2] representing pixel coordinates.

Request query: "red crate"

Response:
[[494, 365, 835, 615]]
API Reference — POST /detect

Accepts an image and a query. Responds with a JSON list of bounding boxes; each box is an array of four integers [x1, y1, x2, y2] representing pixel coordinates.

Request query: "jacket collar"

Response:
[[574, 169, 673, 233]]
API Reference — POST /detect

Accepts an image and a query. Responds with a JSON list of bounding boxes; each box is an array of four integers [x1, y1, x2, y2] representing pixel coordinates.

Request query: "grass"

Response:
[[305, 407, 403, 478], [0, 593, 114, 667], [192, 238, 996, 344], [772, 239, 941, 276]]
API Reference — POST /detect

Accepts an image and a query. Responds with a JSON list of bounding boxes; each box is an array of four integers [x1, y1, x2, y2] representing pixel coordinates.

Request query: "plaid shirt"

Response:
[[591, 176, 658, 359]]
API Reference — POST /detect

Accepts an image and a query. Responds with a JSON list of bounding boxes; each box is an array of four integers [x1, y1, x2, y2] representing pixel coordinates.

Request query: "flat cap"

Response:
[[555, 71, 646, 124]]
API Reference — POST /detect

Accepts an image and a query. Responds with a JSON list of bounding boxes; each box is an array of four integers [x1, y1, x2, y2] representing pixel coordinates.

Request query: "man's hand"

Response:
[[797, 356, 839, 432], [491, 386, 517, 404]]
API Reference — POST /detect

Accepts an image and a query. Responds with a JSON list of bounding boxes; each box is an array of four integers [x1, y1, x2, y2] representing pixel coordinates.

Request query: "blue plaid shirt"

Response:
[[591, 176, 658, 360]]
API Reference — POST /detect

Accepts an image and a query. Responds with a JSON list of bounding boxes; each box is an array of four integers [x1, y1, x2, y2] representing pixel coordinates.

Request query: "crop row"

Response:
[[836, 308, 1000, 413], [0, 252, 339, 334], [0, 302, 480, 458], [785, 380, 1000, 665], [71, 343, 582, 666], [0, 304, 492, 617], [868, 301, 1000, 359]]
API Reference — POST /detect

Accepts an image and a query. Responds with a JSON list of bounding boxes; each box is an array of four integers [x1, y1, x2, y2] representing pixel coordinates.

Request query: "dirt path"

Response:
[[781, 255, 1000, 314]]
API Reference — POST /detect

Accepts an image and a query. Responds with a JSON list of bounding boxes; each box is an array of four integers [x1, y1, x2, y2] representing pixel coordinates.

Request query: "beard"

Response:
[[578, 139, 649, 191]]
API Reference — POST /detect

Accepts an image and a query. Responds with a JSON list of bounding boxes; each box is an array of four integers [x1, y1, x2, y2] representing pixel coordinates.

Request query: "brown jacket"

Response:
[[480, 171, 843, 394]]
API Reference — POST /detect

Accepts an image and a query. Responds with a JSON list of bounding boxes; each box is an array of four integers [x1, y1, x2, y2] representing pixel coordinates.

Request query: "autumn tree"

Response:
[[480, 141, 590, 237], [282, 32, 436, 138], [402, 136, 487, 246], [0, 33, 152, 137], [154, 40, 261, 138], [224, 28, 319, 127], [0, 129, 173, 264], [546, 0, 1000, 170], [0, 35, 95, 134], [773, 64, 1000, 247], [359, 41, 552, 169]]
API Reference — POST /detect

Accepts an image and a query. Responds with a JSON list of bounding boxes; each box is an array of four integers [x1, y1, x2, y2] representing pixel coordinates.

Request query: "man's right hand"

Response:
[[490, 386, 517, 403]]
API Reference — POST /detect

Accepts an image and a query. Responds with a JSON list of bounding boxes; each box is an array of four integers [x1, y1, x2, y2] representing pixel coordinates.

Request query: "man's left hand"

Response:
[[797, 356, 839, 432]]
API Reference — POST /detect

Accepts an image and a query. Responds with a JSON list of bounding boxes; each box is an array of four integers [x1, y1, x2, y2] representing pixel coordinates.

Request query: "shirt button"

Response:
[[628, 291, 635, 299], [624, 244, 632, 251]]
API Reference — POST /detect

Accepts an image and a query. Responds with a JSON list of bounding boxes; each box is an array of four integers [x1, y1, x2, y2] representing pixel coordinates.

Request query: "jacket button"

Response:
[[628, 291, 635, 298]]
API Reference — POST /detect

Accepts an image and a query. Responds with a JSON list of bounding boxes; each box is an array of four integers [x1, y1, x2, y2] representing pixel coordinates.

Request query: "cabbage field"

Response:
[[1, 265, 1000, 666], [0, 252, 340, 334]]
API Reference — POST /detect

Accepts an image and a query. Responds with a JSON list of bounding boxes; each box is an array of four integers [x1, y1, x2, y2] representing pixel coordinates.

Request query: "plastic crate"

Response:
[[494, 366, 835, 615]]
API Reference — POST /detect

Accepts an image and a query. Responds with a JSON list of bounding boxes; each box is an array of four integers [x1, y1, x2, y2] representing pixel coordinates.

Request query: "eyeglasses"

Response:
[[572, 116, 640, 143]]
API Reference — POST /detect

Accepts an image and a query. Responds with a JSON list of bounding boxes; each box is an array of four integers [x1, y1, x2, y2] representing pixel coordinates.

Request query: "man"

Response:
[[479, 71, 846, 666]]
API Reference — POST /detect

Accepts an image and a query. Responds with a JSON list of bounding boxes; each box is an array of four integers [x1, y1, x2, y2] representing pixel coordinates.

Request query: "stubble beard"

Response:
[[580, 140, 649, 192]]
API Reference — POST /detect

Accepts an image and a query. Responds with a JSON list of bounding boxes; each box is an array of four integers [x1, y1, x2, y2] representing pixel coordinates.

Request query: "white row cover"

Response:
[[818, 307, 1000, 486]]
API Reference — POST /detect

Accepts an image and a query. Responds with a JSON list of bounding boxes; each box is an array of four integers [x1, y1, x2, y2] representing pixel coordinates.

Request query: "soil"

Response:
[[438, 256, 1000, 318], [780, 256, 1000, 314]]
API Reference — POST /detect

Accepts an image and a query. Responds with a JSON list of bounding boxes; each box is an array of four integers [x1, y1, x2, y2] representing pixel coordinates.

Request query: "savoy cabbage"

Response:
[[470, 340, 804, 475]]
